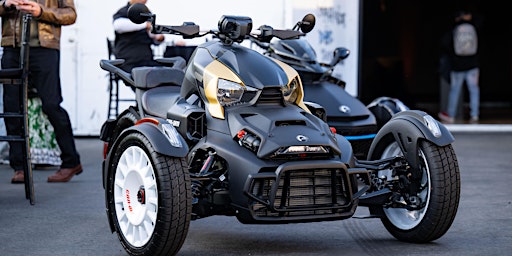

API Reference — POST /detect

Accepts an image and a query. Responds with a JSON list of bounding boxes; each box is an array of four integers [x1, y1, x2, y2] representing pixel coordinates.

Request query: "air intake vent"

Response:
[[257, 87, 283, 105]]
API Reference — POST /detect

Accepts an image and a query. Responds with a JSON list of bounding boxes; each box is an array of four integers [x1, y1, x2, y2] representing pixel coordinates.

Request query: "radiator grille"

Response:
[[250, 168, 351, 217]]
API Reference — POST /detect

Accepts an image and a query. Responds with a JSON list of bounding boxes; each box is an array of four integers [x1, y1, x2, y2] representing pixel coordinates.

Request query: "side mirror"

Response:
[[300, 14, 316, 33], [329, 47, 350, 67], [127, 3, 152, 24]]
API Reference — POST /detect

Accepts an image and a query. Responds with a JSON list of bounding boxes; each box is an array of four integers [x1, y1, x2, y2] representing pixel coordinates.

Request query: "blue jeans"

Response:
[[447, 67, 480, 118]]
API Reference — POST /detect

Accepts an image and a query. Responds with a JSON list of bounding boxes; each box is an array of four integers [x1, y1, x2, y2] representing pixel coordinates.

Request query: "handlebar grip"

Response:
[[99, 59, 135, 87], [272, 29, 303, 40], [100, 59, 124, 73]]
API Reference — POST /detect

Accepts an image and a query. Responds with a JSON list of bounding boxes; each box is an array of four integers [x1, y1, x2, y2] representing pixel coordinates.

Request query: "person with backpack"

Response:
[[438, 10, 480, 124]]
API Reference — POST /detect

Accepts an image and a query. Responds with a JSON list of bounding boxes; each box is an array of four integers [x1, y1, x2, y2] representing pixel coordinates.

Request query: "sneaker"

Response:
[[470, 116, 479, 124], [438, 112, 454, 124]]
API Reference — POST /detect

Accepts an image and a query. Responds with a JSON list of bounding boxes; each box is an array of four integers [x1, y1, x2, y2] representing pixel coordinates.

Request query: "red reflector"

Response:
[[330, 127, 336, 134], [237, 130, 246, 139], [135, 118, 159, 126], [103, 142, 108, 159]]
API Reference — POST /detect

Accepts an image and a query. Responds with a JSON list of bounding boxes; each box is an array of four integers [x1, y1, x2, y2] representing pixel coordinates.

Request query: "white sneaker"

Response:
[[470, 116, 479, 123], [438, 112, 454, 124]]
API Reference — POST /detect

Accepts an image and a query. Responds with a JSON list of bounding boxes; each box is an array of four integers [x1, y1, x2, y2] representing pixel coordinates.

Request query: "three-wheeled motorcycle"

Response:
[[99, 4, 460, 256]]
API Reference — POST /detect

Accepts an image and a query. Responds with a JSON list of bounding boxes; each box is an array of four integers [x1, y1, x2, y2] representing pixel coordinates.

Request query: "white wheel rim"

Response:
[[380, 142, 431, 230], [114, 146, 158, 247]]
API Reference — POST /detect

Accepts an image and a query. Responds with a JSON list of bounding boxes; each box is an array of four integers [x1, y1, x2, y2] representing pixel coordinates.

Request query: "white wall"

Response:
[[290, 0, 360, 96], [61, 0, 358, 135]]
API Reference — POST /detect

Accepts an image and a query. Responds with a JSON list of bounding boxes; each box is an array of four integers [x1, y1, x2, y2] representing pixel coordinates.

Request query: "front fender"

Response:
[[368, 110, 454, 166], [102, 118, 189, 189], [123, 120, 189, 157]]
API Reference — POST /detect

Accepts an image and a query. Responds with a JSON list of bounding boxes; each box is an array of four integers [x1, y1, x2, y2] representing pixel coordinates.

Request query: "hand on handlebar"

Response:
[[146, 21, 165, 42]]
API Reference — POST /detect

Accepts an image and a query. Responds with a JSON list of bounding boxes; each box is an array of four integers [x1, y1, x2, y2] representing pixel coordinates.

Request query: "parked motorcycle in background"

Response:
[[99, 4, 460, 256], [250, 15, 408, 159]]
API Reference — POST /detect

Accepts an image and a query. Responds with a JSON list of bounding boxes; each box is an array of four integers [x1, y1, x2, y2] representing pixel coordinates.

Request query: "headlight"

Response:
[[281, 76, 301, 103], [279, 145, 329, 154], [217, 79, 257, 106], [271, 145, 330, 159]]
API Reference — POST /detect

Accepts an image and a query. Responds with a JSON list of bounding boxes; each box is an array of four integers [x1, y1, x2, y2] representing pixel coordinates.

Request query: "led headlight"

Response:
[[281, 77, 300, 103], [279, 145, 329, 154], [217, 79, 257, 106]]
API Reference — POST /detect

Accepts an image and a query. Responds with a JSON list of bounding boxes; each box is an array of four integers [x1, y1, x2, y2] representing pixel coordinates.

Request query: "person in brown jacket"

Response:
[[0, 0, 82, 183]]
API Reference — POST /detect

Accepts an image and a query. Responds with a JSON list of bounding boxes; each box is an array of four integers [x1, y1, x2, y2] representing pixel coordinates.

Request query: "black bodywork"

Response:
[[101, 9, 448, 224], [99, 6, 459, 255]]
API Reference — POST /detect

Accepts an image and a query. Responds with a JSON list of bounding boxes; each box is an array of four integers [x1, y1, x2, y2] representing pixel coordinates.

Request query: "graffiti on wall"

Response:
[[293, 0, 359, 95], [316, 6, 347, 62]]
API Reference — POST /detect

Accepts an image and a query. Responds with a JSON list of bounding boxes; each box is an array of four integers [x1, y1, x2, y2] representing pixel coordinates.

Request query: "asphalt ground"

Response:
[[0, 127, 511, 256]]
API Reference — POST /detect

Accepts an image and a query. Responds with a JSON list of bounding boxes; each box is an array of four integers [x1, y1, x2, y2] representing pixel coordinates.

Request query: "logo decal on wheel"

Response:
[[126, 189, 133, 213]]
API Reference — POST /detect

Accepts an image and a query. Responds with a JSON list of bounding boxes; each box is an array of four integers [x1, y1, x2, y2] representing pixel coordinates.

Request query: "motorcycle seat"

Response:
[[131, 66, 185, 89], [141, 86, 182, 118]]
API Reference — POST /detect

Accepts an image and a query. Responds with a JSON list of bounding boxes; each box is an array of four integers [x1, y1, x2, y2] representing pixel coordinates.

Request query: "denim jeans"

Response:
[[447, 67, 480, 118]]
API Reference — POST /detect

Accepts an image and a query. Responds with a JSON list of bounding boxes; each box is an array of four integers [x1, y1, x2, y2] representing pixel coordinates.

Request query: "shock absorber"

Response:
[[198, 151, 216, 176]]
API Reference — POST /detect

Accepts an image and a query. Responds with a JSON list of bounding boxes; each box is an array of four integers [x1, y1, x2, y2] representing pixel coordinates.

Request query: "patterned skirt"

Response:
[[28, 97, 62, 166]]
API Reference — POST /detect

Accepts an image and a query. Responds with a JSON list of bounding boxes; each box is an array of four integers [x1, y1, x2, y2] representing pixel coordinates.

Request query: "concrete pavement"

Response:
[[0, 128, 511, 256]]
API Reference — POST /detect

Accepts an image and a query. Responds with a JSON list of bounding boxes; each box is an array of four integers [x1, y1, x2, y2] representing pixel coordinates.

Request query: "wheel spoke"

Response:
[[142, 215, 156, 235], [380, 142, 431, 230], [114, 195, 124, 204], [146, 196, 158, 207]]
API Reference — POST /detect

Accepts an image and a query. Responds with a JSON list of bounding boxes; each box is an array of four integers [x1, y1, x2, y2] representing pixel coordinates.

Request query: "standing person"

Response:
[[1, 0, 82, 183], [113, 0, 165, 74], [438, 10, 480, 124]]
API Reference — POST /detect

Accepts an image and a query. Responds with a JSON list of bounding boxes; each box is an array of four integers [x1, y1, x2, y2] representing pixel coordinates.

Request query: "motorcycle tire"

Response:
[[106, 131, 191, 256], [369, 139, 460, 243]]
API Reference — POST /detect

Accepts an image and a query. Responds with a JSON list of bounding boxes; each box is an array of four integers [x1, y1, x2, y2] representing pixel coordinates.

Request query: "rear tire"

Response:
[[106, 131, 191, 255], [370, 139, 460, 243]]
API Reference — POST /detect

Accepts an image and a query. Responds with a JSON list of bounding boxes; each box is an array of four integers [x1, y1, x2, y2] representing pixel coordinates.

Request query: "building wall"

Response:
[[62, 0, 360, 135]]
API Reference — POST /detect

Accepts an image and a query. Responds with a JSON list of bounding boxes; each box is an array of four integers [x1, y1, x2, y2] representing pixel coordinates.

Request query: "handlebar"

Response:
[[129, 3, 307, 46], [152, 23, 200, 39], [100, 59, 135, 87]]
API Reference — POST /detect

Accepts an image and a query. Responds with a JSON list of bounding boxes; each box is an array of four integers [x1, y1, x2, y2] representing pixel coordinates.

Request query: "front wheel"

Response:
[[369, 139, 460, 243], [106, 131, 191, 256]]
